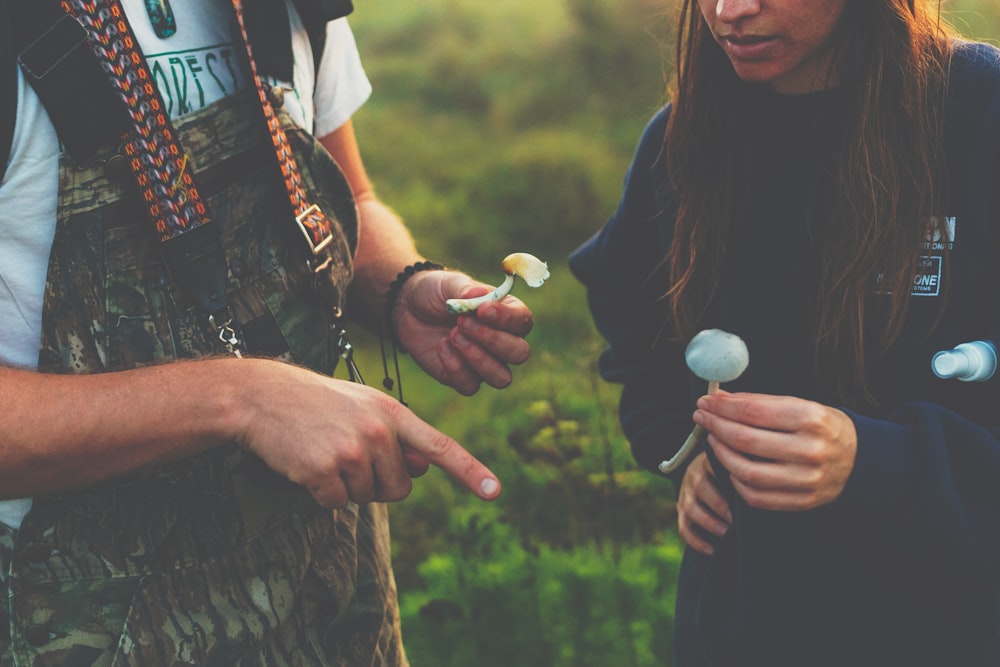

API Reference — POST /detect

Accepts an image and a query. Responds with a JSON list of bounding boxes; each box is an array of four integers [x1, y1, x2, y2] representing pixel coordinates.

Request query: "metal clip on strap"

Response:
[[330, 312, 363, 384], [209, 309, 244, 358]]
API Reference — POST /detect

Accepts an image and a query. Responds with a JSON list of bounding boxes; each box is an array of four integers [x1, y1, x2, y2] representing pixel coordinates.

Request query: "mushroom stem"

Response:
[[658, 379, 723, 474], [658, 425, 704, 474], [446, 274, 516, 314]]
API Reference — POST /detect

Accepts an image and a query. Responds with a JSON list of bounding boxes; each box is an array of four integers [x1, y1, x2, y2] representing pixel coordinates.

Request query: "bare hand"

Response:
[[237, 358, 501, 508], [394, 270, 534, 395], [677, 451, 732, 555], [693, 391, 857, 511]]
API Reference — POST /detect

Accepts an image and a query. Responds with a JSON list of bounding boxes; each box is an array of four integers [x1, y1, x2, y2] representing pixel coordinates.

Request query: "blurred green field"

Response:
[[344, 2, 1000, 664]]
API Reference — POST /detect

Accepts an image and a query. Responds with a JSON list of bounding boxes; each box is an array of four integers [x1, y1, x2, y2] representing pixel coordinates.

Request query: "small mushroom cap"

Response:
[[501, 252, 550, 288], [685, 329, 749, 383]]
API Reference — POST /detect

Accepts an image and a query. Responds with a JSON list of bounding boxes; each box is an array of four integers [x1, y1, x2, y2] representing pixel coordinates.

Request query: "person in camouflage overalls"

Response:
[[0, 1, 537, 665]]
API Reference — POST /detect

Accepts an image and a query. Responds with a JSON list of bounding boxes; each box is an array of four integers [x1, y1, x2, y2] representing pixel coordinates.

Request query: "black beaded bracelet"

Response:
[[380, 261, 445, 403], [383, 261, 446, 341]]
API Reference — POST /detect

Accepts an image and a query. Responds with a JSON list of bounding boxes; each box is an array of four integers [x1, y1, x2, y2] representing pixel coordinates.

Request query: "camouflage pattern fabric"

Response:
[[0, 91, 407, 666]]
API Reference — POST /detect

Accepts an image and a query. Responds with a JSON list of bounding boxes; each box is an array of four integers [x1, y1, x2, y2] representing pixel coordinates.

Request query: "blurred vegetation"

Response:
[[345, 1, 1000, 664]]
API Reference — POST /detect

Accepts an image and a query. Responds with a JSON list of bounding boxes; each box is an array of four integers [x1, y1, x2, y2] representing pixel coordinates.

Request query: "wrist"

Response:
[[200, 357, 260, 445], [383, 261, 445, 347]]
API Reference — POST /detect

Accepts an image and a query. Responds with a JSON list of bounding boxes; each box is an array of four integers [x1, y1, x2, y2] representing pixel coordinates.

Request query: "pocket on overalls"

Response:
[[102, 202, 189, 369]]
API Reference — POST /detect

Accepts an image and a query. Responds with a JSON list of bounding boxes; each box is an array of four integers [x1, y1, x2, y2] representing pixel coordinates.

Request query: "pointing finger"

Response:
[[396, 410, 501, 500]]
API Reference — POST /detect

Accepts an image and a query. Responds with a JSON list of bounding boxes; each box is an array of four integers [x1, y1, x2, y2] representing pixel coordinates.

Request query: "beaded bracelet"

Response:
[[383, 261, 446, 343], [380, 261, 445, 404]]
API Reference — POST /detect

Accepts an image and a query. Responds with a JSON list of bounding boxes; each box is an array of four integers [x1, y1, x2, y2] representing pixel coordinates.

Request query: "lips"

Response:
[[725, 34, 771, 45], [719, 34, 778, 60]]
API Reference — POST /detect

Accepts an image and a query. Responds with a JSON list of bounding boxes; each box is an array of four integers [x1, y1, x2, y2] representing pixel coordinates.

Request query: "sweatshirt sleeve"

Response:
[[837, 133, 1000, 586], [569, 108, 697, 487], [839, 404, 1000, 586]]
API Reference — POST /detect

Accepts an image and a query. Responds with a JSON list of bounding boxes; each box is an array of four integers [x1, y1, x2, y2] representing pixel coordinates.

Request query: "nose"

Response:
[[714, 0, 762, 23]]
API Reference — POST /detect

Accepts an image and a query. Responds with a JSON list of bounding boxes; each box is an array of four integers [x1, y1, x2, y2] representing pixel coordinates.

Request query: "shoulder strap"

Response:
[[246, 0, 354, 83], [9, 1, 131, 161], [244, 0, 294, 81], [290, 0, 355, 72], [8, 1, 131, 162], [0, 0, 16, 184]]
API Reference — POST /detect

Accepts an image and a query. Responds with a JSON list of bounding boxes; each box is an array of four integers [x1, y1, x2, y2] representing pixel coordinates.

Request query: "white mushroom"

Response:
[[446, 252, 550, 314], [685, 329, 750, 392], [659, 329, 749, 474]]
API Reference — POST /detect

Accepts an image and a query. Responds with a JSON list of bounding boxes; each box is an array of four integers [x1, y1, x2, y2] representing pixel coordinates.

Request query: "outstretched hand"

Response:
[[693, 391, 858, 512], [393, 269, 535, 395], [237, 358, 502, 508]]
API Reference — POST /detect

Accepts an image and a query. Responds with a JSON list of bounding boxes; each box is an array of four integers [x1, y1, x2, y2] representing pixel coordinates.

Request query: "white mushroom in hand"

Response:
[[446, 252, 550, 314], [659, 329, 749, 474], [685, 329, 750, 392]]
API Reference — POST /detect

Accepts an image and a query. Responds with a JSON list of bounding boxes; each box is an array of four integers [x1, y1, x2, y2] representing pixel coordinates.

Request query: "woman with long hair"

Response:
[[571, 1, 1000, 664]]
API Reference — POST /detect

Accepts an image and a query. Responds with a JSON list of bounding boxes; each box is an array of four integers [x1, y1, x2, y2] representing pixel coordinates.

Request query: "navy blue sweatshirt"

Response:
[[570, 42, 1000, 666]]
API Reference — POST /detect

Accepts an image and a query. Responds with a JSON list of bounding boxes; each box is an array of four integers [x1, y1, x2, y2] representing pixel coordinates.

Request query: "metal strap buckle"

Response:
[[295, 204, 334, 255]]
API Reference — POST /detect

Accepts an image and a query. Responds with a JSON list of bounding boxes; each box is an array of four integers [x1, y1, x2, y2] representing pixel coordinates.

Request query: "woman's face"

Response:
[[698, 0, 850, 94]]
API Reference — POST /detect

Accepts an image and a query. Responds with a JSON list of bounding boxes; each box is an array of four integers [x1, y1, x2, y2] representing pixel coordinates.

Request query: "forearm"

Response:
[[347, 195, 425, 328], [317, 123, 427, 328], [0, 359, 245, 498]]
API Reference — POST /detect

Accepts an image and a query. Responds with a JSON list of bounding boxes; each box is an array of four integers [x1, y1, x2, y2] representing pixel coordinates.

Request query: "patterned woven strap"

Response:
[[62, 0, 209, 243], [230, 0, 336, 255]]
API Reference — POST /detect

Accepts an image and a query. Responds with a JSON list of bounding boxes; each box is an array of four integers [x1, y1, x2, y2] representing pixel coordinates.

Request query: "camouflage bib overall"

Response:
[[0, 92, 407, 666]]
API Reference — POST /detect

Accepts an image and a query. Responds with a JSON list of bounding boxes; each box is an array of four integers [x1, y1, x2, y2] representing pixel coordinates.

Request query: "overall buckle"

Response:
[[295, 204, 334, 255]]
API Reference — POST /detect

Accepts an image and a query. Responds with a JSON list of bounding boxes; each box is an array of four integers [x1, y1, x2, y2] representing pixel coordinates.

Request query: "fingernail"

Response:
[[697, 396, 709, 409], [460, 317, 480, 333], [692, 410, 704, 425], [453, 332, 470, 349], [480, 304, 497, 321], [480, 478, 499, 496]]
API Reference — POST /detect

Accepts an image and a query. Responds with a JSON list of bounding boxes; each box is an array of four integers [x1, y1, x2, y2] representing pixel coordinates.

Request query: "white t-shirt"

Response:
[[0, 0, 372, 529]]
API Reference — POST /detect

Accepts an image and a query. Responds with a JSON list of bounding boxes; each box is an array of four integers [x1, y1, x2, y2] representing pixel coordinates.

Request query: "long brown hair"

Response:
[[664, 0, 954, 406]]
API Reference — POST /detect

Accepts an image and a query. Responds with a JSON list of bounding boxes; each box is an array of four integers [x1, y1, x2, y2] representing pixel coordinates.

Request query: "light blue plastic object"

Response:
[[931, 340, 997, 382]]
